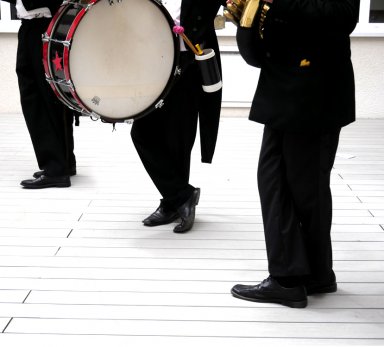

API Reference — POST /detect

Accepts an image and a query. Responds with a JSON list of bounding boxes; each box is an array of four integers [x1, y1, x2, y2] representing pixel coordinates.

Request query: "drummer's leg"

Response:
[[131, 84, 198, 206], [131, 54, 200, 227], [162, 58, 200, 208], [17, 19, 73, 188]]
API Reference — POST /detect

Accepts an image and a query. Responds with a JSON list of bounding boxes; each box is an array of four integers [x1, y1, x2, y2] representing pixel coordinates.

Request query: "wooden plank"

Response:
[[1, 303, 384, 323], [0, 290, 29, 303], [0, 334, 383, 347], [0, 251, 383, 269], [21, 290, 384, 309], [55, 246, 384, 258], [0, 247, 58, 256], [0, 236, 383, 251], [48, 229, 384, 241], [1, 278, 383, 296], [5, 318, 384, 338], [0, 267, 383, 283]]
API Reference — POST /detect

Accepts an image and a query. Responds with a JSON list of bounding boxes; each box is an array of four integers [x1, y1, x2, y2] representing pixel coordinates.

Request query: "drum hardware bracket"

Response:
[[124, 119, 133, 124], [42, 34, 72, 48], [155, 100, 165, 109], [67, 80, 76, 93], [90, 112, 101, 121], [42, 33, 50, 43], [63, 1, 94, 9], [79, 109, 91, 117], [108, 0, 123, 6], [45, 76, 71, 88], [174, 66, 181, 76]]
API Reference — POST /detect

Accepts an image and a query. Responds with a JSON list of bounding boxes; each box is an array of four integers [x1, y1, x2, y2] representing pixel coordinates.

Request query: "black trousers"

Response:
[[131, 53, 200, 210], [16, 18, 75, 177], [257, 125, 341, 279]]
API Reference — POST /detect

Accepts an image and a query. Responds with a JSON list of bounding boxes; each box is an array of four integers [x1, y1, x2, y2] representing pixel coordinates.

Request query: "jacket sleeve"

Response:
[[1, 0, 16, 4], [236, 26, 264, 68], [22, 0, 62, 13]]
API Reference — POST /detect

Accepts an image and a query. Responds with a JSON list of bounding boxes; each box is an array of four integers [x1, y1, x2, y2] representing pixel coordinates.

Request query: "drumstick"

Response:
[[173, 26, 202, 56]]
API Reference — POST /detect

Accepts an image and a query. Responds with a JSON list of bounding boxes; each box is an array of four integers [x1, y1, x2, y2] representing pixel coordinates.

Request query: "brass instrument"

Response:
[[224, 0, 272, 37]]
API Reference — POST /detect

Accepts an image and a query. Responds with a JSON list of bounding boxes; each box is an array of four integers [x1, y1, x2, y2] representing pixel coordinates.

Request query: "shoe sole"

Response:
[[195, 188, 201, 205], [33, 173, 76, 179], [306, 283, 337, 296], [231, 289, 308, 309], [143, 214, 179, 227], [21, 183, 71, 189]]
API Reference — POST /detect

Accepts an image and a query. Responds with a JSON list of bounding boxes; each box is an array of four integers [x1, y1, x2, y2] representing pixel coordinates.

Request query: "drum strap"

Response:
[[74, 113, 80, 126]]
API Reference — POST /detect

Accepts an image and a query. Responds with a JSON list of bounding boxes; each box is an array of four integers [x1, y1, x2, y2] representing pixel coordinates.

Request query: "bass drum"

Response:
[[43, 0, 180, 122]]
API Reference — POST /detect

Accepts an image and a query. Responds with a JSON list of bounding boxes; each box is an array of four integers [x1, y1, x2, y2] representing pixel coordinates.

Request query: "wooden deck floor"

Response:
[[0, 114, 383, 346]]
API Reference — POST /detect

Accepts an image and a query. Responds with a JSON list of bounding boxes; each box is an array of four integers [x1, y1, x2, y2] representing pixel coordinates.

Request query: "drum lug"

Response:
[[41, 35, 72, 48], [42, 33, 50, 43], [46, 77, 72, 89], [174, 66, 181, 76], [90, 112, 100, 120], [63, 1, 94, 11], [108, 0, 123, 5], [62, 40, 72, 48], [155, 99, 165, 109]]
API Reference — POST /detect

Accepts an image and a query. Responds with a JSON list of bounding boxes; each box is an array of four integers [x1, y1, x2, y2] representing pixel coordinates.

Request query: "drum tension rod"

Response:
[[42, 34, 71, 48]]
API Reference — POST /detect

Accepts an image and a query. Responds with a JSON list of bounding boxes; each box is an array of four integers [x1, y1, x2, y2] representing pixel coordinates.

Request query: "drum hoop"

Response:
[[63, 5, 90, 113], [43, 5, 74, 109], [43, 5, 65, 81], [43, 4, 82, 112]]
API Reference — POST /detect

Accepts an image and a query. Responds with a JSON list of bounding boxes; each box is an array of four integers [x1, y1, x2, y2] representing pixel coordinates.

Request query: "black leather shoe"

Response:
[[21, 175, 71, 189], [304, 271, 337, 295], [33, 168, 76, 178], [173, 188, 200, 233], [306, 281, 337, 295], [143, 205, 179, 226], [231, 276, 308, 308]]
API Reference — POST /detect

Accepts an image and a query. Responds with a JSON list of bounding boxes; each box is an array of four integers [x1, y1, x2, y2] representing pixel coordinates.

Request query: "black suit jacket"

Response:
[[1, 0, 62, 16], [237, 0, 360, 131], [180, 0, 226, 163]]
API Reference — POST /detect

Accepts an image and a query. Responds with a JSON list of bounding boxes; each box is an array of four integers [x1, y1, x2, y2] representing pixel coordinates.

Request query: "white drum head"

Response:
[[69, 0, 177, 120]]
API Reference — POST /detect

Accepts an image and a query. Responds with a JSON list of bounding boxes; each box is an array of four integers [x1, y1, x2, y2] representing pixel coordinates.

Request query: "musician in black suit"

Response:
[[228, 0, 360, 307], [2, 0, 76, 188], [131, 0, 226, 233]]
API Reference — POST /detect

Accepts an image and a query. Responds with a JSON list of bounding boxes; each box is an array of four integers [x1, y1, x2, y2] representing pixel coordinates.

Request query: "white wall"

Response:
[[0, 32, 383, 118], [351, 37, 384, 118], [0, 33, 20, 114]]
